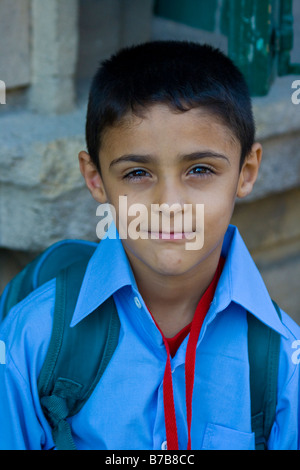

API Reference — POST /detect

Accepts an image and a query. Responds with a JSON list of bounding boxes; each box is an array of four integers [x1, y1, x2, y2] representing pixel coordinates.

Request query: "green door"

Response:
[[154, 0, 300, 96]]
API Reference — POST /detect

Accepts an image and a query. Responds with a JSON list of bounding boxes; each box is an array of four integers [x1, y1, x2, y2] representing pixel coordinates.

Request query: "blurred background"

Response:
[[0, 0, 299, 324]]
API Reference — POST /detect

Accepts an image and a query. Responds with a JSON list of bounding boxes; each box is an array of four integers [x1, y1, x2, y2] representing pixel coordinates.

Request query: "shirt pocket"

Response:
[[201, 423, 255, 450]]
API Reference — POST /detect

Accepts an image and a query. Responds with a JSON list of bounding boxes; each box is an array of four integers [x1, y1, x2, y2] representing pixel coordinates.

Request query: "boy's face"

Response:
[[79, 104, 261, 278]]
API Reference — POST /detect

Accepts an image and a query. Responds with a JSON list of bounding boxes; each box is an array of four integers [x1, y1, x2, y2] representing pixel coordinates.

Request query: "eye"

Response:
[[123, 168, 151, 181], [187, 165, 215, 177]]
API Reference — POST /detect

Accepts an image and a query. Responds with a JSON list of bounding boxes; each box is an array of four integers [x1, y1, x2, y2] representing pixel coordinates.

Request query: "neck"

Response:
[[126, 249, 222, 338]]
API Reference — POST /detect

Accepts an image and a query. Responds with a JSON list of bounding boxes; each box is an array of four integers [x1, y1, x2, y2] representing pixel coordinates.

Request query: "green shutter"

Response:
[[154, 0, 300, 96], [154, 0, 218, 32]]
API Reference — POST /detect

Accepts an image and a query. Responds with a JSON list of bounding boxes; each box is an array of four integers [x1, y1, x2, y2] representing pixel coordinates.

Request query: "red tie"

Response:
[[149, 257, 224, 450]]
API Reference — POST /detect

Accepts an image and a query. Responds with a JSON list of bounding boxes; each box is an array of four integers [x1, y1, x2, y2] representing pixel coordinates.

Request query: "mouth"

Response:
[[147, 231, 196, 240]]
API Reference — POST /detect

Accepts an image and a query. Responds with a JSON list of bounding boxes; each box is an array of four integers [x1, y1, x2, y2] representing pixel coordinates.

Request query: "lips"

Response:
[[148, 231, 195, 240]]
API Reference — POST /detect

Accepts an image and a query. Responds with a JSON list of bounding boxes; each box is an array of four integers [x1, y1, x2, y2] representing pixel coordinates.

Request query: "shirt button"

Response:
[[133, 296, 142, 309], [161, 440, 167, 450]]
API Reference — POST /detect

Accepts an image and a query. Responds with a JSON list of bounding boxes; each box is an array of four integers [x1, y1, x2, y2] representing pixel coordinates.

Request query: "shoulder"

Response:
[[280, 308, 300, 341], [279, 307, 300, 357], [277, 308, 300, 382], [0, 279, 56, 378], [268, 308, 300, 449]]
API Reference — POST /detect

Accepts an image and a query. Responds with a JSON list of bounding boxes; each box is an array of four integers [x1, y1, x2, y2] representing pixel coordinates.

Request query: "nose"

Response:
[[152, 178, 185, 215], [150, 178, 187, 235]]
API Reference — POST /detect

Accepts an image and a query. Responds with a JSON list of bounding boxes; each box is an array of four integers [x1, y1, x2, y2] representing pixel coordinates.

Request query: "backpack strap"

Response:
[[248, 300, 282, 450], [0, 256, 42, 320], [37, 258, 120, 450], [0, 239, 97, 321]]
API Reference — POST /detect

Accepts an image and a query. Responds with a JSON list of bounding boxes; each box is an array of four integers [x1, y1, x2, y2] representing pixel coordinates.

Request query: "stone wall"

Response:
[[232, 187, 300, 323], [0, 0, 299, 325], [0, 0, 31, 89]]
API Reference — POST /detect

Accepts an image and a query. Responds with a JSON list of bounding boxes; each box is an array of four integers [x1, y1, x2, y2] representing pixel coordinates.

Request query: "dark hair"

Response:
[[86, 40, 255, 173]]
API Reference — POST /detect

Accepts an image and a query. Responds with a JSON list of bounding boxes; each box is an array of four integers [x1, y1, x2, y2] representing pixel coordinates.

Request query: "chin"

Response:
[[124, 239, 203, 277], [149, 250, 197, 277]]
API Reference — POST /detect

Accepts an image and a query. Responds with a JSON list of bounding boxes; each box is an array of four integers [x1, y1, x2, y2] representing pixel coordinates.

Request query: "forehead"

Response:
[[100, 104, 241, 160]]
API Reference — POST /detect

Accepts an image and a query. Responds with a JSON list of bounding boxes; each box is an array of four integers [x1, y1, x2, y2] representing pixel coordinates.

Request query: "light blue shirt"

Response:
[[0, 225, 299, 450]]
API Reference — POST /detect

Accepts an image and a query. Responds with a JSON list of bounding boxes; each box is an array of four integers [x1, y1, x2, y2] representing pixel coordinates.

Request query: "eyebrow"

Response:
[[109, 151, 231, 168]]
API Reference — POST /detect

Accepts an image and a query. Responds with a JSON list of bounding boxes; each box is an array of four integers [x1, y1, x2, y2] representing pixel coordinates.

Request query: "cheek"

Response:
[[202, 188, 237, 235]]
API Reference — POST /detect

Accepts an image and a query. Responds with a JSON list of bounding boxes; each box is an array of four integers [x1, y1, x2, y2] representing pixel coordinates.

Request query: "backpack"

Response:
[[0, 239, 282, 450]]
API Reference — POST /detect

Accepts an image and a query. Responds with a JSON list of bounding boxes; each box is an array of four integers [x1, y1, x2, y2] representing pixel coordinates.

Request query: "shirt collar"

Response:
[[214, 225, 287, 338], [71, 223, 287, 338], [71, 223, 137, 327]]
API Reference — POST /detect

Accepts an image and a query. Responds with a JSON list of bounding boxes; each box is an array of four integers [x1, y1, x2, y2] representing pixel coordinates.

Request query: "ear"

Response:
[[236, 143, 262, 199], [78, 151, 108, 203]]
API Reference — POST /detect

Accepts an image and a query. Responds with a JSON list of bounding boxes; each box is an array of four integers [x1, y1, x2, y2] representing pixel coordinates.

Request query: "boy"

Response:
[[0, 41, 299, 450]]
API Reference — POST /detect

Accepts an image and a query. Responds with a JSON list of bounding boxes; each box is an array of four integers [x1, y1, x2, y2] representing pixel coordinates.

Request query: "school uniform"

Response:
[[0, 224, 299, 450]]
